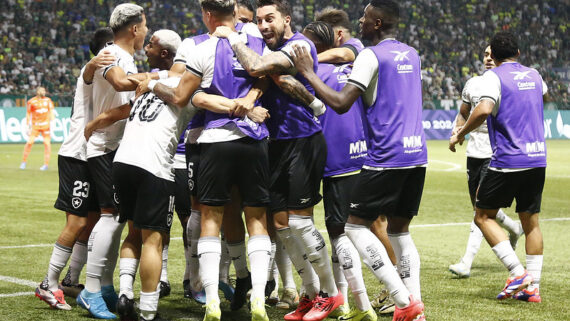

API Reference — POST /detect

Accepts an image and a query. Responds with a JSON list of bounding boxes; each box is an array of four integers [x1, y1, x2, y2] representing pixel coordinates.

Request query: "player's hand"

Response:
[[231, 97, 254, 117], [131, 73, 151, 98], [449, 134, 465, 152], [213, 26, 233, 38], [84, 121, 95, 141], [291, 44, 314, 76], [451, 125, 463, 137], [247, 106, 270, 123], [89, 50, 116, 68]]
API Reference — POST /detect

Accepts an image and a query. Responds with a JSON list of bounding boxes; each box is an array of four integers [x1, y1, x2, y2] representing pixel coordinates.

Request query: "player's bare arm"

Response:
[[317, 47, 355, 64], [452, 102, 471, 136], [133, 70, 201, 108], [291, 44, 361, 114], [84, 103, 131, 140], [192, 92, 269, 123], [270, 74, 314, 106], [214, 26, 290, 77], [82, 50, 116, 84], [105, 65, 142, 92], [232, 77, 270, 117], [449, 99, 494, 152]]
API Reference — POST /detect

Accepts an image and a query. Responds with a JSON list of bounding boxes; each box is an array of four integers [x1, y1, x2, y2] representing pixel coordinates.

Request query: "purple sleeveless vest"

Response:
[[487, 63, 546, 168], [176, 34, 211, 153], [318, 62, 367, 177], [235, 22, 245, 32], [202, 35, 269, 140], [364, 39, 427, 168], [262, 32, 322, 140]]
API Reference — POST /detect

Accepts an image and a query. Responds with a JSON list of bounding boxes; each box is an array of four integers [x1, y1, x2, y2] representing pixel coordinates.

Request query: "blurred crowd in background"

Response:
[[0, 0, 567, 107]]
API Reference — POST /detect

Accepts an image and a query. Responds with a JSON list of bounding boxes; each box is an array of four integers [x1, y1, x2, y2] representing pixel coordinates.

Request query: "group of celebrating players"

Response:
[[32, 0, 548, 321]]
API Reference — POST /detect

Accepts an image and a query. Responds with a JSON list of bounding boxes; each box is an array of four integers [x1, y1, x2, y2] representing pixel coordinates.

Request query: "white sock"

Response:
[[496, 209, 521, 235], [332, 234, 370, 311], [219, 238, 231, 283], [119, 258, 139, 300], [101, 220, 124, 288], [461, 216, 483, 269], [526, 255, 543, 290], [139, 290, 160, 320], [345, 223, 410, 308], [188, 210, 201, 290], [491, 240, 525, 277], [183, 239, 191, 281], [276, 227, 319, 298], [227, 241, 249, 279], [289, 215, 337, 296], [198, 237, 221, 304], [267, 240, 277, 281], [388, 232, 422, 300], [160, 244, 169, 283], [248, 235, 271, 302], [330, 252, 348, 302], [85, 214, 124, 293], [275, 236, 296, 290], [68, 240, 88, 284], [47, 242, 73, 291]]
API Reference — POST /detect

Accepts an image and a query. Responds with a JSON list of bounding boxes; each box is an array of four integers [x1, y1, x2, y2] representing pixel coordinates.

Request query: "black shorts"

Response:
[[185, 143, 200, 197], [198, 137, 270, 207], [323, 174, 359, 227], [87, 151, 117, 210], [112, 162, 175, 232], [466, 157, 491, 202], [268, 133, 326, 213], [54, 155, 99, 217], [349, 167, 426, 221], [174, 168, 191, 217], [476, 167, 545, 213]]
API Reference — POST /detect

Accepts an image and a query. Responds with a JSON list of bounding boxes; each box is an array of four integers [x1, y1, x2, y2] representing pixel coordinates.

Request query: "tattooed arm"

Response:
[[270, 74, 314, 106]]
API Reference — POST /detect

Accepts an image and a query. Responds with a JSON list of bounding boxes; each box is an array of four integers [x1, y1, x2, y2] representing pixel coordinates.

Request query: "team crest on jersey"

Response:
[[72, 197, 83, 209]]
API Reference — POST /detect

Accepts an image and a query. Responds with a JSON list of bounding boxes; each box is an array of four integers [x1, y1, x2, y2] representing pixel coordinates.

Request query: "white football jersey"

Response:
[[113, 77, 197, 181], [58, 66, 91, 161], [462, 76, 492, 159], [87, 44, 137, 158]]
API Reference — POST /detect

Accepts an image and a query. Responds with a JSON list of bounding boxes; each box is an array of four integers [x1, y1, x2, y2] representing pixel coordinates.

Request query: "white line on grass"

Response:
[[0, 292, 33, 298], [427, 159, 462, 172], [0, 244, 52, 249], [0, 275, 37, 288]]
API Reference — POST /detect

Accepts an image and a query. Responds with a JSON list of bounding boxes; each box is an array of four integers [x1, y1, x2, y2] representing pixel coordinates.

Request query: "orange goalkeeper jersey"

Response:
[[27, 96, 54, 129]]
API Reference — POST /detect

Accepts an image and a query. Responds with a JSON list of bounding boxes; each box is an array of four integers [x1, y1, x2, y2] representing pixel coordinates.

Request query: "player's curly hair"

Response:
[[490, 31, 519, 61], [303, 21, 335, 49]]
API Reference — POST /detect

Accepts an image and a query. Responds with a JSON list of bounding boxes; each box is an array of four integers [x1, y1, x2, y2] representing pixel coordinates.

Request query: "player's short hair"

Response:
[[109, 3, 144, 34], [200, 0, 236, 15], [315, 7, 352, 32], [490, 31, 519, 61], [256, 0, 291, 17], [370, 0, 399, 30], [153, 29, 182, 55], [238, 0, 254, 12], [304, 21, 334, 49], [89, 27, 114, 55]]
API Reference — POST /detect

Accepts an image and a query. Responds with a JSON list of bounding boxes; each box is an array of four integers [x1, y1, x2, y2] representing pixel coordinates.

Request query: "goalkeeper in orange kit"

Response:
[[20, 86, 55, 170]]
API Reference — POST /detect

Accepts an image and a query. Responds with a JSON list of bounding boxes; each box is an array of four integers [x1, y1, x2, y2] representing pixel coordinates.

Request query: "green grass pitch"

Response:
[[0, 141, 569, 320]]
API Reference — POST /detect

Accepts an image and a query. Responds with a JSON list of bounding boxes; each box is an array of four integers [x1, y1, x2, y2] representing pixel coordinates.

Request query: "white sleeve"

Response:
[[347, 49, 378, 92], [186, 39, 217, 87], [461, 78, 473, 104], [241, 23, 262, 38], [477, 71, 501, 103], [280, 40, 311, 66], [185, 42, 206, 78], [542, 80, 548, 95], [174, 38, 195, 65]]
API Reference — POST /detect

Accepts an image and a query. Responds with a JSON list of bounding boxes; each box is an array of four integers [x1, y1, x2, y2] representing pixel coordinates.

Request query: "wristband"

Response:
[[158, 70, 169, 79], [309, 98, 326, 116], [148, 80, 158, 92], [228, 32, 242, 46]]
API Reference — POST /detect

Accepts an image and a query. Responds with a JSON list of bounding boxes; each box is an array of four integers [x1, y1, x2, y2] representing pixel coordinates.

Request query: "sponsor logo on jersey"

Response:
[[300, 198, 311, 204], [517, 81, 536, 91], [390, 50, 410, 62], [350, 203, 359, 209], [349, 140, 367, 159], [403, 135, 423, 149], [525, 141, 546, 157], [510, 71, 532, 80], [397, 64, 414, 74]]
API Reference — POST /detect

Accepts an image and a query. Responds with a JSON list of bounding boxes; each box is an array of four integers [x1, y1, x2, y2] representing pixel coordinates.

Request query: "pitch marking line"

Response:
[[428, 159, 462, 172], [0, 292, 34, 298], [0, 275, 37, 299]]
